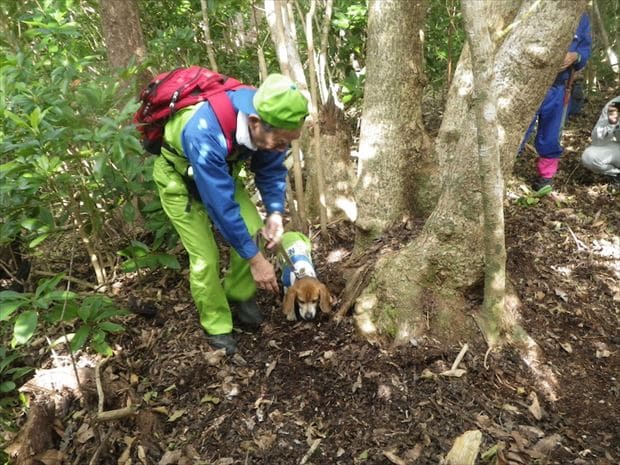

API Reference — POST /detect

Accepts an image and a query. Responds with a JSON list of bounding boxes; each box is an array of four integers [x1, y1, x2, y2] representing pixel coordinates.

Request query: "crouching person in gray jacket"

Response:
[[581, 96, 620, 192]]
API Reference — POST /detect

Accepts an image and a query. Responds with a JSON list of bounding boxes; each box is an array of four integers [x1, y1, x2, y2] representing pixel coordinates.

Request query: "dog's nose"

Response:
[[301, 312, 316, 321]]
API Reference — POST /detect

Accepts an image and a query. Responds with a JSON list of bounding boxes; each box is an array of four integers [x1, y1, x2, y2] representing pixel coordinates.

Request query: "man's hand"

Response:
[[560, 51, 579, 70], [249, 252, 279, 294], [261, 212, 284, 250]]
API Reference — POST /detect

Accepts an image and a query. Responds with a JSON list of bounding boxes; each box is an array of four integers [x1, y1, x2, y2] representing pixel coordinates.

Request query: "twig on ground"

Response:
[[299, 438, 322, 465], [95, 358, 109, 414], [88, 429, 110, 465], [96, 406, 138, 422], [565, 224, 587, 251]]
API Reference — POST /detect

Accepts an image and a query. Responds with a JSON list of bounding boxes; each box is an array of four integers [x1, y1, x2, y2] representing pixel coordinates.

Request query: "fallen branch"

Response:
[[440, 343, 469, 377], [95, 358, 109, 414], [95, 406, 138, 422]]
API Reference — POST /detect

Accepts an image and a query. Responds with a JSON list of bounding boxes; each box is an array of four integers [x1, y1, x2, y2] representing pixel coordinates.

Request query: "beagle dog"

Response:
[[280, 232, 332, 321]]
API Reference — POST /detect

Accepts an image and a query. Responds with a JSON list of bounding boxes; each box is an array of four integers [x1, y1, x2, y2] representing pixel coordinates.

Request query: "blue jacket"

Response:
[[179, 88, 287, 260], [556, 13, 591, 84]]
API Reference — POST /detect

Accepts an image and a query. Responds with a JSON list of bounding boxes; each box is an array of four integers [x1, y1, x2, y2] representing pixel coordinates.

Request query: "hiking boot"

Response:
[[229, 298, 263, 330], [206, 333, 237, 354], [532, 176, 553, 192]]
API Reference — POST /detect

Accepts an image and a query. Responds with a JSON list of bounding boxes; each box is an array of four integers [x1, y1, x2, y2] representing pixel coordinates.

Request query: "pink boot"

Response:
[[536, 157, 560, 179]]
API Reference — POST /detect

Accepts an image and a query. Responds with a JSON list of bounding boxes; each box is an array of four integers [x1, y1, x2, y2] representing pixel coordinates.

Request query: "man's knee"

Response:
[[581, 147, 605, 173]]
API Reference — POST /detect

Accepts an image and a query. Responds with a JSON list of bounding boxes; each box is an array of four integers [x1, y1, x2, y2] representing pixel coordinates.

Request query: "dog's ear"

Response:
[[283, 286, 297, 319], [318, 283, 332, 314]]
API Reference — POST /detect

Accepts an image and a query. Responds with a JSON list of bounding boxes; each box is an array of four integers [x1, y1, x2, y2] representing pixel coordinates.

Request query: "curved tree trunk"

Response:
[[352, 0, 588, 344]]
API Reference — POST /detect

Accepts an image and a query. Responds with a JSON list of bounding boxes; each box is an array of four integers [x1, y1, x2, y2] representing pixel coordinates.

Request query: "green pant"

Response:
[[152, 156, 263, 335]]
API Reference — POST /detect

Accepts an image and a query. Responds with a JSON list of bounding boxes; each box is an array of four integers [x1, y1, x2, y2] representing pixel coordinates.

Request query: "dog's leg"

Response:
[[283, 287, 298, 321]]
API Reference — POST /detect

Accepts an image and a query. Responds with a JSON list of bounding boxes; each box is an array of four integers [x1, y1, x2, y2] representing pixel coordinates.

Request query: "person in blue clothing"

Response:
[[521, 13, 592, 190], [153, 74, 309, 354]]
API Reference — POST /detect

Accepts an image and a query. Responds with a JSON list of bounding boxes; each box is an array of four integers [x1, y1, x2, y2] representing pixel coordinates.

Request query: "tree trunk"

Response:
[[305, 98, 355, 222], [351, 0, 588, 344], [99, 0, 146, 71], [353, 0, 430, 249], [199, 0, 219, 72], [251, 0, 269, 80], [264, 0, 311, 230], [462, 0, 509, 347]]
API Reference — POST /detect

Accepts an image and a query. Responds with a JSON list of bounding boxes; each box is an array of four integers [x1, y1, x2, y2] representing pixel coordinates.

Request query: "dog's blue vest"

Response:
[[280, 231, 316, 289]]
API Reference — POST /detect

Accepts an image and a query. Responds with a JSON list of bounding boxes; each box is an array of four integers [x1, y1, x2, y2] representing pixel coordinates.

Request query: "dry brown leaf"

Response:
[[265, 360, 277, 378], [420, 368, 437, 380], [158, 450, 183, 465], [528, 433, 562, 459], [213, 459, 234, 465], [445, 429, 482, 465], [118, 436, 135, 465], [76, 423, 94, 444], [137, 444, 148, 465], [32, 449, 65, 465], [352, 372, 362, 393], [382, 449, 407, 465], [167, 409, 186, 422], [404, 443, 423, 462], [528, 392, 543, 420], [205, 349, 226, 366], [253, 432, 276, 450]]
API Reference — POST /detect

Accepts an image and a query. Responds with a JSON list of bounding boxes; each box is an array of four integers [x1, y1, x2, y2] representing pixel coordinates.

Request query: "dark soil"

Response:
[[4, 96, 619, 465]]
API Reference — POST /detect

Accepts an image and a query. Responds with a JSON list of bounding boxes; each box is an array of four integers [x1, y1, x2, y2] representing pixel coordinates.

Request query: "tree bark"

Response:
[[352, 0, 588, 344], [199, 0, 219, 72], [462, 0, 509, 346], [304, 0, 328, 233], [353, 0, 429, 249], [264, 0, 311, 230], [251, 0, 269, 79], [99, 0, 146, 70]]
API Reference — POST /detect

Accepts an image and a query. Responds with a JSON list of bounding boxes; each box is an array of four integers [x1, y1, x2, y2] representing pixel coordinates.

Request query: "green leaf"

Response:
[[70, 325, 90, 352], [29, 233, 50, 248], [91, 339, 113, 356], [0, 381, 16, 393], [3, 110, 29, 129], [29, 107, 43, 132], [46, 302, 79, 323], [535, 185, 553, 197], [93, 307, 130, 322], [156, 254, 180, 270], [0, 290, 30, 302], [122, 202, 135, 223], [77, 304, 94, 322], [97, 321, 125, 334], [34, 273, 65, 299], [12, 310, 38, 345], [0, 301, 26, 321], [0, 353, 20, 372]]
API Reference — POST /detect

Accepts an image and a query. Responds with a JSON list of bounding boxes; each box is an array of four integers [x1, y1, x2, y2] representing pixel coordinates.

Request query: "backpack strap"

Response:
[[207, 89, 238, 154]]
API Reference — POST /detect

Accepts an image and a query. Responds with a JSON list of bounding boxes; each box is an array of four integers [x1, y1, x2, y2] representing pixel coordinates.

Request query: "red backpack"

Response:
[[133, 66, 248, 155]]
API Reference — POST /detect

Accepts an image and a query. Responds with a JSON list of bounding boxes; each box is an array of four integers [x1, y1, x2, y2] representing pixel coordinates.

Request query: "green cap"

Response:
[[253, 74, 309, 130]]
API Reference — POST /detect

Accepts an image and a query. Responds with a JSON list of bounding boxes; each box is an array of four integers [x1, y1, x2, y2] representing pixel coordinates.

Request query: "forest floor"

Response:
[[4, 95, 619, 465]]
